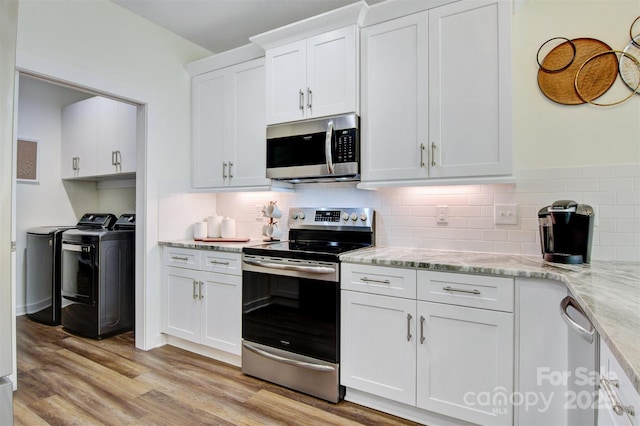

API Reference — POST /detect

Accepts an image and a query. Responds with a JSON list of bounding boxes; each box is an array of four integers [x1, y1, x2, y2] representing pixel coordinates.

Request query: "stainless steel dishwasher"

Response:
[[560, 294, 599, 426]]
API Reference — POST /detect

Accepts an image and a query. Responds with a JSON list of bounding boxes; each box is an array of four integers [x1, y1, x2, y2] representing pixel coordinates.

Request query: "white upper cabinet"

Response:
[[265, 25, 358, 124], [97, 98, 137, 175], [62, 96, 137, 179], [428, 0, 512, 178], [360, 12, 428, 182], [360, 0, 512, 187], [192, 57, 272, 189]]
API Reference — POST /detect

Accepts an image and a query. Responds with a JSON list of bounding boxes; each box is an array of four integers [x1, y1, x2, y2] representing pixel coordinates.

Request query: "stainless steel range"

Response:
[[241, 207, 374, 402]]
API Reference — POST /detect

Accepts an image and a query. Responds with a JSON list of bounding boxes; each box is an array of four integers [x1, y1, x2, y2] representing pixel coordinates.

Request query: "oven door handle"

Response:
[[243, 342, 335, 372], [243, 259, 335, 274]]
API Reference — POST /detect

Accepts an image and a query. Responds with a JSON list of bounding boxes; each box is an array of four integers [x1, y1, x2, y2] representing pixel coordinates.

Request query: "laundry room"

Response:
[[15, 74, 137, 327]]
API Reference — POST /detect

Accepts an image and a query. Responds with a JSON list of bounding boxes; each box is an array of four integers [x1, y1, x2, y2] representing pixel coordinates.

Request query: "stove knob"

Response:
[[360, 213, 368, 222], [350, 212, 358, 221], [341, 212, 349, 221], [298, 211, 305, 220], [291, 212, 298, 220]]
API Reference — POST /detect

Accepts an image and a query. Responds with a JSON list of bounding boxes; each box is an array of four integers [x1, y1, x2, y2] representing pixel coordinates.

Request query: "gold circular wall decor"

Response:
[[537, 38, 618, 105], [621, 36, 640, 94], [630, 16, 640, 48], [575, 50, 640, 106], [536, 37, 576, 72]]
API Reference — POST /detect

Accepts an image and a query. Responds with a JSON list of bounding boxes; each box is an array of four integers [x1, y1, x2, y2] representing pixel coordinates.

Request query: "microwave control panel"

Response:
[[334, 128, 358, 163]]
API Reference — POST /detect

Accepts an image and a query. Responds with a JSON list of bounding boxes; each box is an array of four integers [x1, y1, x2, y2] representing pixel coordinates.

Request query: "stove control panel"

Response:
[[289, 207, 374, 229]]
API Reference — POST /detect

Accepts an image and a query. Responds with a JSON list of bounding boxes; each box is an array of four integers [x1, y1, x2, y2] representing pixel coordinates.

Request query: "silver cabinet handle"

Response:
[[116, 150, 122, 172], [407, 313, 412, 342], [112, 151, 117, 166], [299, 89, 304, 111], [360, 276, 391, 285], [222, 162, 228, 179], [229, 161, 234, 178], [560, 296, 595, 344], [171, 256, 189, 262], [601, 377, 636, 417], [307, 87, 312, 110], [431, 142, 437, 167], [420, 315, 426, 344], [325, 119, 335, 174], [199, 281, 204, 300], [443, 286, 481, 295], [243, 342, 335, 372], [420, 143, 425, 167], [208, 260, 230, 266], [72, 157, 80, 175], [192, 280, 198, 300]]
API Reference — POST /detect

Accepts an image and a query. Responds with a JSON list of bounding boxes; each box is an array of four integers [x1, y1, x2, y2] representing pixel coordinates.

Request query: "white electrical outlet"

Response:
[[437, 205, 448, 224], [494, 204, 518, 225]]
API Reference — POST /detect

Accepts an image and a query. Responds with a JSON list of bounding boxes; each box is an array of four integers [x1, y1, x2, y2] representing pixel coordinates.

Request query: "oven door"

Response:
[[242, 256, 340, 363], [61, 241, 96, 305]]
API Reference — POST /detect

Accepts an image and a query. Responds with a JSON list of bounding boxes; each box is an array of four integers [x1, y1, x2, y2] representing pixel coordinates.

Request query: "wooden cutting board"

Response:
[[196, 237, 251, 242], [537, 38, 618, 105]]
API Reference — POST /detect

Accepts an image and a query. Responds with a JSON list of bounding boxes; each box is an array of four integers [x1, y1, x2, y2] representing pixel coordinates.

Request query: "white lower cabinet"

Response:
[[599, 338, 640, 426], [341, 291, 417, 405], [341, 263, 514, 425], [163, 248, 242, 356], [416, 301, 513, 425]]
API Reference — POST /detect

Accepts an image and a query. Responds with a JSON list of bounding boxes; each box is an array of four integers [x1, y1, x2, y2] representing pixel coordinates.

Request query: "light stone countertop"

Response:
[[159, 239, 261, 253], [340, 247, 640, 395]]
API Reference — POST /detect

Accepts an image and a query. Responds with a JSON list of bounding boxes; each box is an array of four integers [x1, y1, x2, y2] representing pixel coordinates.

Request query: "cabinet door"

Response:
[[341, 291, 416, 405], [228, 58, 271, 188], [97, 97, 137, 175], [265, 40, 307, 124], [200, 272, 242, 355], [416, 301, 513, 425], [192, 70, 228, 188], [164, 267, 200, 343], [114, 100, 137, 174], [61, 97, 99, 178], [306, 26, 357, 119], [360, 12, 429, 182], [428, 0, 511, 178]]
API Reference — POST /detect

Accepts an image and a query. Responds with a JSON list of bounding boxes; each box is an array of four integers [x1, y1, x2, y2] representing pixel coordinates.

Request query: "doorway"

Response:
[[14, 72, 143, 344]]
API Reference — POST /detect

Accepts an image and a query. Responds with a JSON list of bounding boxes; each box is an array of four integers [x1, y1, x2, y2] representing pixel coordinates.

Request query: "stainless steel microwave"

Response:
[[266, 113, 359, 183]]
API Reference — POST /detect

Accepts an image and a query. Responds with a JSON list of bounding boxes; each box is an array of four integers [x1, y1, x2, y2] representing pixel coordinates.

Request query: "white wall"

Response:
[[512, 0, 640, 170], [16, 0, 211, 349]]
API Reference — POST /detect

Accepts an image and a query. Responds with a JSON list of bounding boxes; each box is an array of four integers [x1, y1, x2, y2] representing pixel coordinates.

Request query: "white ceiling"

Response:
[[112, 0, 382, 54]]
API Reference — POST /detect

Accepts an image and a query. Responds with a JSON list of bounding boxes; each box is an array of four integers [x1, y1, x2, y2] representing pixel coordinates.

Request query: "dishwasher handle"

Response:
[[560, 295, 595, 344]]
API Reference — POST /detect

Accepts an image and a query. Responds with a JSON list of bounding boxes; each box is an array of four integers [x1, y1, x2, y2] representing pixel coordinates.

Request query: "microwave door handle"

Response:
[[325, 119, 335, 174]]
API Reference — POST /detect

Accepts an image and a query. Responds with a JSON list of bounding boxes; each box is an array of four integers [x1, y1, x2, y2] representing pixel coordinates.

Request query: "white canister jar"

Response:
[[193, 222, 207, 240], [207, 215, 222, 238], [221, 217, 236, 238]]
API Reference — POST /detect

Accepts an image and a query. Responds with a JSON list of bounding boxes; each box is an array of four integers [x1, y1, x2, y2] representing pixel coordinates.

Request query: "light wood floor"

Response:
[[13, 316, 420, 425]]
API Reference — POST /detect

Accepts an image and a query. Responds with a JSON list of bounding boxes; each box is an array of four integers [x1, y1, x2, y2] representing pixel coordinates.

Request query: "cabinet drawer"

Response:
[[201, 251, 241, 276], [417, 271, 513, 312], [164, 247, 200, 270], [341, 263, 416, 299]]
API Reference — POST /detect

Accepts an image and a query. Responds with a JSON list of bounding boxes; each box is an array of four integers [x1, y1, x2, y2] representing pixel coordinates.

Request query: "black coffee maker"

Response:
[[538, 200, 594, 264]]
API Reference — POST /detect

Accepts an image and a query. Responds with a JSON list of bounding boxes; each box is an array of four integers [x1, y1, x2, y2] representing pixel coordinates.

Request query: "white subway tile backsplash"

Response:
[[600, 178, 634, 192], [158, 164, 638, 262]]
